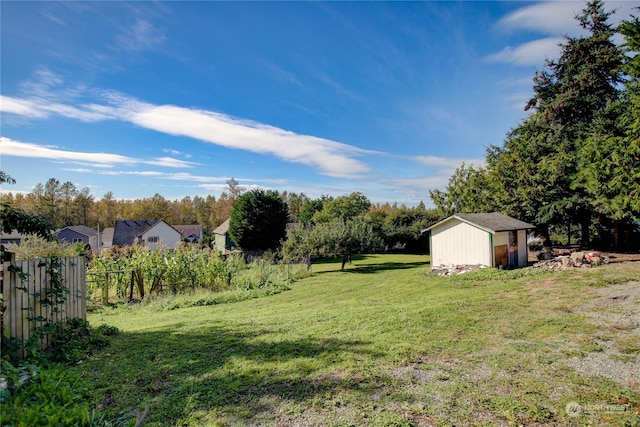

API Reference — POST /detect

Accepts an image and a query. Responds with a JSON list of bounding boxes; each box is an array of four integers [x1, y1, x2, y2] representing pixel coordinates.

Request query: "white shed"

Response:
[[424, 213, 535, 268]]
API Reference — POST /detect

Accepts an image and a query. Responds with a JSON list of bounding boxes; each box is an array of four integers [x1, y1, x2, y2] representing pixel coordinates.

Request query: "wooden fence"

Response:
[[1, 253, 86, 357]]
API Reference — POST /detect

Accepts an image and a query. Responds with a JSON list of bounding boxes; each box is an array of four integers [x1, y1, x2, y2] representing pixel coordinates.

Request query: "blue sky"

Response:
[[1, 1, 636, 206]]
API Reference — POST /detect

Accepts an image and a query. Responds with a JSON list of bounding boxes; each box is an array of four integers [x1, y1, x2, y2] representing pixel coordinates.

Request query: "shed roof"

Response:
[[425, 212, 535, 234], [213, 218, 230, 235]]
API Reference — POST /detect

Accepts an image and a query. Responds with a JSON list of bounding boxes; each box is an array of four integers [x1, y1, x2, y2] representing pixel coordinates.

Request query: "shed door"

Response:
[[494, 245, 508, 268]]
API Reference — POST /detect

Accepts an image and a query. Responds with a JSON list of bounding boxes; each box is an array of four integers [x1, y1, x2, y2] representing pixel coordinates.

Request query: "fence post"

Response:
[[103, 272, 109, 306]]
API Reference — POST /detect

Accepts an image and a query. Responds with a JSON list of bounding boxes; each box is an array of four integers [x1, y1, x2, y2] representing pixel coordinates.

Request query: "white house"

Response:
[[424, 212, 535, 268], [112, 220, 182, 250]]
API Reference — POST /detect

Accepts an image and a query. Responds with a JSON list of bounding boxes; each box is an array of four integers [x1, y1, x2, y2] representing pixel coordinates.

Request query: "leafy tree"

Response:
[[229, 189, 289, 251], [429, 163, 493, 218], [281, 191, 308, 223], [131, 193, 171, 221], [0, 172, 55, 255], [382, 207, 438, 252], [312, 192, 371, 223], [43, 178, 61, 225], [59, 181, 78, 227], [298, 195, 332, 224], [74, 187, 94, 226], [282, 217, 383, 270], [0, 172, 16, 185]]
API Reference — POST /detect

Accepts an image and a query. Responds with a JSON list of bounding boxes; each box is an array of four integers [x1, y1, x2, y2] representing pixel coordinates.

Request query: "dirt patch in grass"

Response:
[[567, 278, 640, 391]]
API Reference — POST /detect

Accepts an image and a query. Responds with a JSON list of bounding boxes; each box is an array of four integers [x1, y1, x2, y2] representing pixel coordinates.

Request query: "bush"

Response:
[[0, 366, 111, 426], [41, 318, 119, 364]]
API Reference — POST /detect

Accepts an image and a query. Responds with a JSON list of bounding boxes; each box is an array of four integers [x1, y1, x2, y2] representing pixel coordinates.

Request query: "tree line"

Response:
[[431, 1, 640, 250], [1, 175, 438, 252]]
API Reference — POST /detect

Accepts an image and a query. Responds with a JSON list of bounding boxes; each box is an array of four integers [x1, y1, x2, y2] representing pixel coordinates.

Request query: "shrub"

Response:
[[0, 366, 110, 426]]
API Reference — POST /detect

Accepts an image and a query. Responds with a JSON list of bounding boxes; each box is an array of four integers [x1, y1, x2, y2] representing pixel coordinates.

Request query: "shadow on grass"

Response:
[[315, 254, 428, 274], [341, 261, 428, 274], [82, 322, 385, 425]]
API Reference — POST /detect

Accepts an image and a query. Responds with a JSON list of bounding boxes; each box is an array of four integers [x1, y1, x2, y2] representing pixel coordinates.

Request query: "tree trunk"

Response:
[[540, 224, 552, 247], [581, 215, 590, 248]]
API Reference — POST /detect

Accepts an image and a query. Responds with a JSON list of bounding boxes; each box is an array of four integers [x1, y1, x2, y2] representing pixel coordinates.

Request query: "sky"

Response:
[[1, 1, 637, 207]]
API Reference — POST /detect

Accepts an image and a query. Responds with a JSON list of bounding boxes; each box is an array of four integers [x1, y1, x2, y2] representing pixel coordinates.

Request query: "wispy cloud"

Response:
[[114, 19, 166, 52], [494, 1, 585, 35], [1, 85, 374, 178], [485, 37, 563, 67], [1, 137, 195, 169], [413, 155, 485, 169]]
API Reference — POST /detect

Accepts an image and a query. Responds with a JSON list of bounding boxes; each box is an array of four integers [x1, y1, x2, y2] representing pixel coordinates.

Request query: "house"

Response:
[[173, 224, 203, 244], [0, 230, 27, 246], [213, 219, 237, 254], [57, 225, 100, 253], [424, 212, 535, 268], [101, 227, 114, 249], [112, 220, 182, 250]]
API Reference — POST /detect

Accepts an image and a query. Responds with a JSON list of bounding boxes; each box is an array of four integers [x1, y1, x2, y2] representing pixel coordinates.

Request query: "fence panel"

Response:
[[1, 255, 86, 358]]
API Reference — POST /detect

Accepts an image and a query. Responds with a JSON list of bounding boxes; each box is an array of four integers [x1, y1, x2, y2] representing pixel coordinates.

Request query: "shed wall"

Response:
[[430, 220, 491, 266], [518, 229, 528, 266]]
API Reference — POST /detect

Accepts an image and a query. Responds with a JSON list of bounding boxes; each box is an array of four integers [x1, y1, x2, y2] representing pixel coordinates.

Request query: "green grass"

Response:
[[27, 255, 640, 425]]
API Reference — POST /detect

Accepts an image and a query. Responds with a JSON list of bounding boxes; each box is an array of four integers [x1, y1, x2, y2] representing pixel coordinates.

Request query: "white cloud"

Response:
[[495, 1, 586, 35], [0, 137, 194, 169], [486, 37, 564, 66], [0, 95, 49, 118], [131, 104, 374, 178], [496, 1, 637, 35], [2, 86, 375, 179], [147, 157, 197, 168], [413, 155, 485, 169]]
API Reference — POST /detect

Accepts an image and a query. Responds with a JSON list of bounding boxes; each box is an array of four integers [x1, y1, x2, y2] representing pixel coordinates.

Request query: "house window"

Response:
[[148, 236, 159, 243], [72, 238, 83, 243]]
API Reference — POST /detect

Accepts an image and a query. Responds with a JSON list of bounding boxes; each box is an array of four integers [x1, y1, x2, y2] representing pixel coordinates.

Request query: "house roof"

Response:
[[57, 225, 99, 237], [424, 212, 535, 234], [173, 224, 202, 239], [112, 220, 160, 247], [0, 230, 29, 240], [213, 218, 230, 235]]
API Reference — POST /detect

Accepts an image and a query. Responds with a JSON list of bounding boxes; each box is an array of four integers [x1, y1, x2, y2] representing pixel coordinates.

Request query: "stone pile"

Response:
[[429, 264, 487, 276], [532, 251, 609, 271]]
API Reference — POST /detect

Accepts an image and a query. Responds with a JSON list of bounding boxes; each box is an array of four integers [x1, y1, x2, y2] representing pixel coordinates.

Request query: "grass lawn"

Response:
[[74, 254, 639, 426]]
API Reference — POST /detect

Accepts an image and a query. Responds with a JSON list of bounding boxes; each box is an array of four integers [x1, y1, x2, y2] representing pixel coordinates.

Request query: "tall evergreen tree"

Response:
[[229, 189, 289, 252], [488, 0, 625, 246]]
